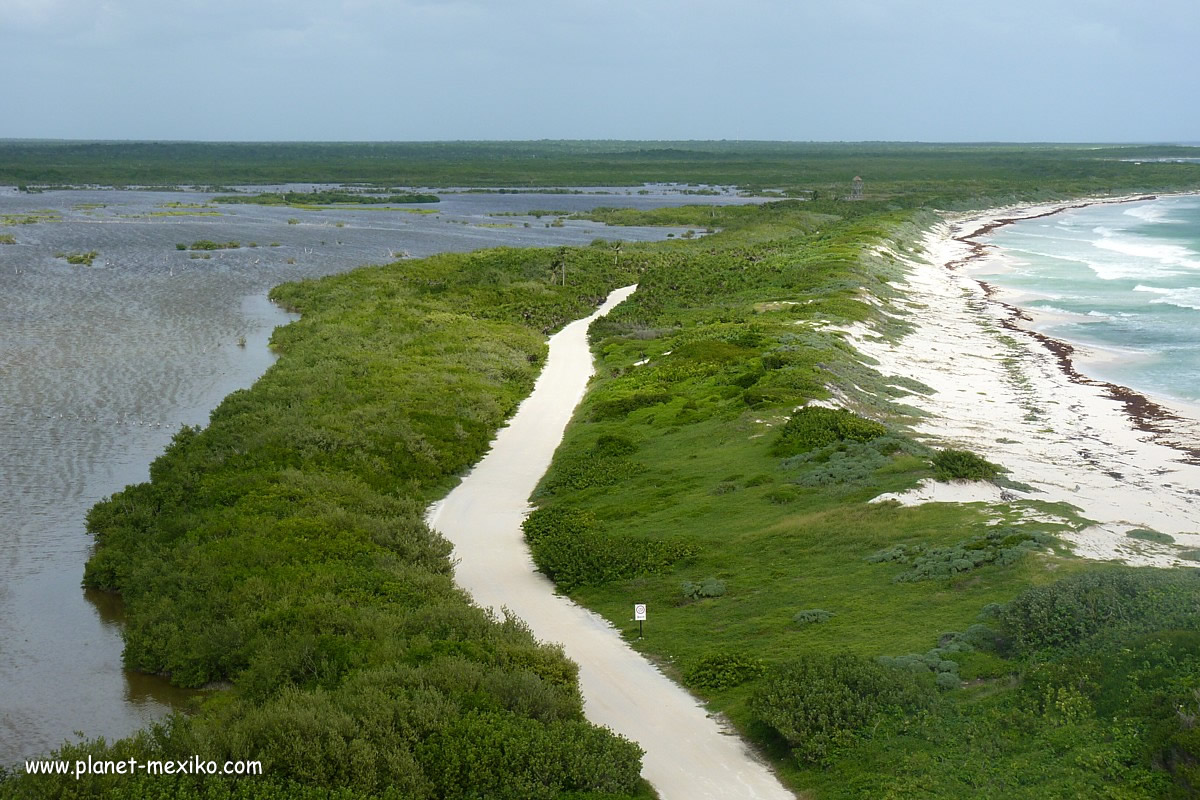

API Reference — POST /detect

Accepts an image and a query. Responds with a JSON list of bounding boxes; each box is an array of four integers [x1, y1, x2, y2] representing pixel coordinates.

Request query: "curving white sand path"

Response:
[[427, 285, 794, 800]]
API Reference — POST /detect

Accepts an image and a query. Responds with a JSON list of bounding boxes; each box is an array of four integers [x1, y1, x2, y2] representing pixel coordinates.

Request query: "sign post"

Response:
[[634, 603, 647, 639]]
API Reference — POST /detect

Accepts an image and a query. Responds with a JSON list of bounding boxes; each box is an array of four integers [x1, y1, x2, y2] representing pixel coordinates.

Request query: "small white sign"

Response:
[[634, 603, 647, 621]]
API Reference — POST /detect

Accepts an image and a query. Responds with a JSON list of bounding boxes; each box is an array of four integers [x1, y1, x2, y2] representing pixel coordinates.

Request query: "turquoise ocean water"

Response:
[[981, 195, 1200, 405]]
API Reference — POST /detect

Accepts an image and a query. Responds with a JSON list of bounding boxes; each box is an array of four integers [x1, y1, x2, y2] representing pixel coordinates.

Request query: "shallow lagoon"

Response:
[[0, 185, 749, 764]]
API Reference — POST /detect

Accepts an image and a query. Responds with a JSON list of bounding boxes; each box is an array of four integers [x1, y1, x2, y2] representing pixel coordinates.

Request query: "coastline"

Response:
[[958, 194, 1200, 463], [852, 194, 1200, 567]]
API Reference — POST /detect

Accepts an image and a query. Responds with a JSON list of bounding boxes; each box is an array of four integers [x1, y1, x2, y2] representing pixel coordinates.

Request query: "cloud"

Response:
[[0, 0, 1197, 140]]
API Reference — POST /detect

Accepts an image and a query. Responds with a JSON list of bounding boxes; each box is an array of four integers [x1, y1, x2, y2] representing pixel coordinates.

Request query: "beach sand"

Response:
[[854, 198, 1200, 567]]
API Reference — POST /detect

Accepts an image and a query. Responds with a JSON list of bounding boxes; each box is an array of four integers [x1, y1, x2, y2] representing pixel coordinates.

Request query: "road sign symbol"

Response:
[[634, 603, 647, 621]]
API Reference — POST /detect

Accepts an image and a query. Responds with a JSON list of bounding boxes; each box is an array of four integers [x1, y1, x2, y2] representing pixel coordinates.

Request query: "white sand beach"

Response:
[[856, 199, 1200, 567], [428, 286, 795, 800]]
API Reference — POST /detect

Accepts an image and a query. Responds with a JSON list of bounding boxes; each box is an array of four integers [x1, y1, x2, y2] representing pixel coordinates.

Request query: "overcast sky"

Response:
[[1, 0, 1195, 142]]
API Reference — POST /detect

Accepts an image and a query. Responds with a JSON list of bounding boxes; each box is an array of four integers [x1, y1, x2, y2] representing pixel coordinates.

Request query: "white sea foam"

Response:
[[1031, 304, 1089, 317], [1124, 204, 1177, 223], [1133, 285, 1200, 311], [1087, 228, 1200, 279]]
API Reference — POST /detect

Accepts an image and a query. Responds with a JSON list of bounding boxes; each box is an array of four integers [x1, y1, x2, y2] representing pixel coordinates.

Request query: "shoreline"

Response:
[[851, 193, 1200, 567], [954, 193, 1200, 464]]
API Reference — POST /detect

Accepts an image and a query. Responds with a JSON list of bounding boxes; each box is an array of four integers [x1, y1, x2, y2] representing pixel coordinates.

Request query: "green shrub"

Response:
[[417, 712, 643, 800], [751, 653, 931, 766], [1125, 528, 1175, 545], [935, 671, 961, 690], [684, 651, 766, 690], [681, 577, 726, 600], [771, 407, 887, 456], [58, 250, 99, 266], [783, 434, 922, 490], [592, 434, 637, 457], [529, 526, 696, 591], [793, 609, 835, 625], [590, 390, 672, 421], [542, 435, 645, 492], [866, 527, 1053, 582], [997, 569, 1200, 655], [188, 239, 240, 250], [931, 448, 1002, 481], [522, 506, 597, 545]]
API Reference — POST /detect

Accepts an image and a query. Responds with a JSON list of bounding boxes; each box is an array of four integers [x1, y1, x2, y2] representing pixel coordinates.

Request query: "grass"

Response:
[[56, 250, 99, 266], [1, 210, 60, 225], [212, 190, 439, 207], [0, 233, 15, 244]]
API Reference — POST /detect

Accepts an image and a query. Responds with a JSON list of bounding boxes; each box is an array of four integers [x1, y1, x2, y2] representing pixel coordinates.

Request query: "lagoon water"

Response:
[[0, 185, 746, 765], [981, 195, 1200, 406]]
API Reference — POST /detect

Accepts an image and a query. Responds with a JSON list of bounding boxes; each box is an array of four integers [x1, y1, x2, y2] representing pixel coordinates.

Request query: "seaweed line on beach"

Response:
[[954, 199, 1200, 465]]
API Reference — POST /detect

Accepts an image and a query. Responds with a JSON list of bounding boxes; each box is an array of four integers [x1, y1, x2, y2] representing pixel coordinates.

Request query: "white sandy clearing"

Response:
[[857, 207, 1200, 567], [427, 286, 794, 800]]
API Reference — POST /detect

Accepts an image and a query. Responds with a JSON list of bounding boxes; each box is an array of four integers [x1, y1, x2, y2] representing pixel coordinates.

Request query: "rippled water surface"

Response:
[[984, 195, 1200, 404], [0, 185, 744, 764]]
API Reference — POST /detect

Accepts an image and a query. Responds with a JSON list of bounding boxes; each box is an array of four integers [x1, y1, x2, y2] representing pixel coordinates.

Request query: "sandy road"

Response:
[[427, 285, 794, 800]]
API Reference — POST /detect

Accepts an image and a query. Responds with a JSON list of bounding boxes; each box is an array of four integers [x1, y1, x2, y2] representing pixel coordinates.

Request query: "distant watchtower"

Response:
[[850, 176, 864, 200]]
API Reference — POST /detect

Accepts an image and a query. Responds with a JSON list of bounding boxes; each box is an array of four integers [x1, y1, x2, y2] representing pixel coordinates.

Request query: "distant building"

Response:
[[850, 176, 864, 200]]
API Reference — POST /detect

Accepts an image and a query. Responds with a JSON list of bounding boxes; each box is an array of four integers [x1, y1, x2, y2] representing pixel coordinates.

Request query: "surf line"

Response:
[[427, 284, 794, 800]]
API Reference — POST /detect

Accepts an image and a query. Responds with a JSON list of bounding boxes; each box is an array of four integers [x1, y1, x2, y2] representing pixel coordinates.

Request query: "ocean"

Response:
[[979, 195, 1200, 406]]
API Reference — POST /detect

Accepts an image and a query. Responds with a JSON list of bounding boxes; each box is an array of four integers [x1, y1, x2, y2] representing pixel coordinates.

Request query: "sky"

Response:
[[0, 0, 1196, 142]]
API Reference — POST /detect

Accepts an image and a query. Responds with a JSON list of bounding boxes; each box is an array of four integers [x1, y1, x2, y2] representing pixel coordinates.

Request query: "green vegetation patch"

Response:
[[1126, 528, 1175, 545], [1, 210, 60, 225], [56, 250, 99, 266], [867, 527, 1055, 583], [684, 650, 765, 690], [213, 190, 439, 206], [751, 653, 933, 766], [931, 447, 1004, 481], [181, 239, 241, 251]]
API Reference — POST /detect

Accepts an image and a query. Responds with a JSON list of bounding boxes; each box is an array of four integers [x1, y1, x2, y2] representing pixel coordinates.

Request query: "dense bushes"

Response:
[[995, 569, 1200, 656], [771, 407, 888, 457], [751, 654, 931, 766], [417, 713, 644, 800], [523, 506, 696, 590], [590, 390, 672, 421], [866, 527, 1054, 583], [931, 448, 1002, 481], [684, 651, 765, 690]]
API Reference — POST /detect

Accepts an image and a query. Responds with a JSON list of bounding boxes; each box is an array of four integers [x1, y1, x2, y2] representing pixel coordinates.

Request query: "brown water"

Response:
[[0, 185, 752, 765]]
